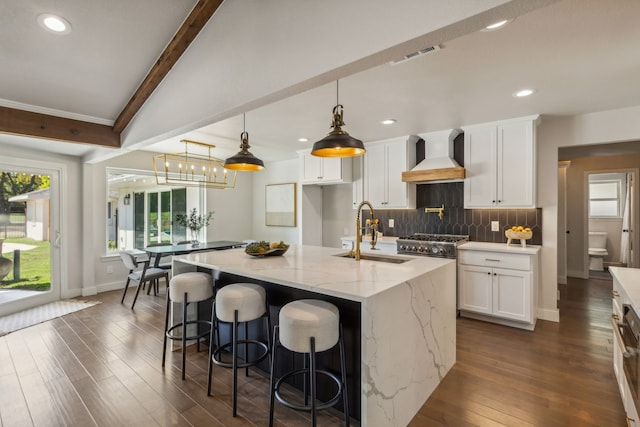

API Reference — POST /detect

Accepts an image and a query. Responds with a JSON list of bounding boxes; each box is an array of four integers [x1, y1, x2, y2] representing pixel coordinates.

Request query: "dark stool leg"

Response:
[[232, 310, 239, 417], [244, 321, 249, 377], [339, 324, 350, 426], [268, 326, 280, 427], [310, 337, 317, 427], [162, 291, 171, 368], [181, 292, 188, 380], [207, 299, 216, 396]]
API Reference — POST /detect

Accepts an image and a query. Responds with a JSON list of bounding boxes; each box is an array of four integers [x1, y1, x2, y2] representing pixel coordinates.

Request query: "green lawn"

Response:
[[0, 238, 51, 291]]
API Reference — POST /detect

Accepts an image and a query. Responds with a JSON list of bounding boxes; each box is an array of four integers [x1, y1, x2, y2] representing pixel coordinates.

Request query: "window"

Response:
[[106, 168, 201, 253], [589, 179, 621, 218]]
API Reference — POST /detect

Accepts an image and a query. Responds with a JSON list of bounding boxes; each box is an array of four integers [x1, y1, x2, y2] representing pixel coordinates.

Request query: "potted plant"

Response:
[[175, 208, 214, 246]]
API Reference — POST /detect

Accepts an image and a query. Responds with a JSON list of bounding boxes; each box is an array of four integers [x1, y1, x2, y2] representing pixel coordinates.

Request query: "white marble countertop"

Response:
[[173, 244, 453, 302], [610, 267, 640, 313], [458, 241, 541, 255]]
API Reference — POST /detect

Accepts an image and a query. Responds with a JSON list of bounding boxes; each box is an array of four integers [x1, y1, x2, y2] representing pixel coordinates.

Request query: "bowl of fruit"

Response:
[[505, 226, 532, 247], [245, 240, 289, 257]]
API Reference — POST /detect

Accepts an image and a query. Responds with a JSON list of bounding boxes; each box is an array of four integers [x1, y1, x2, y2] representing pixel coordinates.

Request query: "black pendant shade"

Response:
[[224, 114, 265, 172], [224, 131, 265, 171], [311, 103, 365, 158]]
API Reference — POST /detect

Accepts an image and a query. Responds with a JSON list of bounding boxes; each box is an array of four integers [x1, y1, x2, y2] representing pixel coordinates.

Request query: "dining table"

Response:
[[142, 240, 244, 268]]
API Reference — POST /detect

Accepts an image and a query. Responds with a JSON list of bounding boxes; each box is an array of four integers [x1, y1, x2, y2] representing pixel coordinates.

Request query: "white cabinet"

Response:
[[299, 150, 352, 185], [458, 244, 539, 330], [352, 156, 364, 208], [364, 137, 416, 209], [611, 272, 640, 426], [463, 115, 539, 208]]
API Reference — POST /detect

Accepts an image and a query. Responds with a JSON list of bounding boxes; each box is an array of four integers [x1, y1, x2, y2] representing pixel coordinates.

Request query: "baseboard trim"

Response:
[[538, 308, 559, 322], [567, 269, 588, 279]]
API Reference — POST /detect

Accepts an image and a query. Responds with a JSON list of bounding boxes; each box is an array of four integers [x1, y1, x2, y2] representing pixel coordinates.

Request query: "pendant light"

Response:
[[224, 114, 265, 171], [311, 80, 365, 158]]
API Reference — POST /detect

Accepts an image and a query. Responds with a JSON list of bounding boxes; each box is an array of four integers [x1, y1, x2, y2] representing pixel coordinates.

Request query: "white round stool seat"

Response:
[[216, 283, 266, 322], [279, 299, 339, 353], [169, 272, 213, 303]]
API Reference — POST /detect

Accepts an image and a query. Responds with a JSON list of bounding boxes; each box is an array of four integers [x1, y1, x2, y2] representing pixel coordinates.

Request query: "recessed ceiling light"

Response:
[[298, 138, 308, 142], [513, 88, 536, 98], [381, 119, 397, 125], [482, 19, 511, 31], [38, 13, 72, 34]]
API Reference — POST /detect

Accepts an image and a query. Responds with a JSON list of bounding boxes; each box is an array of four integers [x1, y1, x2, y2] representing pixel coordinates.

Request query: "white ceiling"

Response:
[[1, 0, 639, 162]]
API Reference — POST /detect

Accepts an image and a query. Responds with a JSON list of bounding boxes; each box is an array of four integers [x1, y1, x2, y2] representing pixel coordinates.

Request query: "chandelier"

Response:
[[153, 140, 237, 189]]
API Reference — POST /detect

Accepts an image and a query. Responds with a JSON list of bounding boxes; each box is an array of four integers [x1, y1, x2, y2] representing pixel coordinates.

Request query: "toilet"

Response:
[[588, 231, 609, 271]]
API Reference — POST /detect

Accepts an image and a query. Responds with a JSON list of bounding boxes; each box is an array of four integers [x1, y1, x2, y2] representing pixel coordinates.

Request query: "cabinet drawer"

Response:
[[459, 250, 531, 271]]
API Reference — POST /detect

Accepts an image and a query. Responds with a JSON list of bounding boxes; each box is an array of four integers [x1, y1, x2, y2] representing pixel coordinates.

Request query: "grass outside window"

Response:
[[0, 238, 50, 291]]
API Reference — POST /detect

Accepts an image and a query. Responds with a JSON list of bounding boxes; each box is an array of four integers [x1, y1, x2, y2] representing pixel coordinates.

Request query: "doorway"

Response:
[[584, 169, 638, 278], [0, 162, 63, 317]]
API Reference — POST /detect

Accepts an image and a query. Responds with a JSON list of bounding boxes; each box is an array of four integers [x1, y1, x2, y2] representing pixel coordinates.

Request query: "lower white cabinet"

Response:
[[610, 270, 640, 426], [458, 243, 539, 330]]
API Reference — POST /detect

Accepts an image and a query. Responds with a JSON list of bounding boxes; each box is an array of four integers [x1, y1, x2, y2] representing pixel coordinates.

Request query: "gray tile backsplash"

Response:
[[366, 182, 542, 245]]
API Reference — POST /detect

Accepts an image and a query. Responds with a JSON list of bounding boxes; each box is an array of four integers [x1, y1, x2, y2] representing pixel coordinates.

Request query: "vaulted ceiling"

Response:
[[1, 0, 639, 163]]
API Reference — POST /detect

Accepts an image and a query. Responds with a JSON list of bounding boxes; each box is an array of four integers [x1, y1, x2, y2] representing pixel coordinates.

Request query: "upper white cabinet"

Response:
[[364, 137, 416, 209], [299, 150, 352, 185], [463, 115, 540, 208], [352, 155, 364, 208]]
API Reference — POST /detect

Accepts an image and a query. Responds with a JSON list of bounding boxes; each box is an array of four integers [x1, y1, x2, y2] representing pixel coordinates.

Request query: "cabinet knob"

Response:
[[493, 273, 497, 276], [497, 200, 502, 203], [492, 200, 496, 204], [487, 272, 491, 275]]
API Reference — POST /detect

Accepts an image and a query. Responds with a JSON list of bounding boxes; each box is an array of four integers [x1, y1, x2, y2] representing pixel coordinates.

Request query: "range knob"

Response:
[[399, 245, 406, 250], [411, 246, 417, 251], [417, 246, 424, 252], [431, 247, 438, 254]]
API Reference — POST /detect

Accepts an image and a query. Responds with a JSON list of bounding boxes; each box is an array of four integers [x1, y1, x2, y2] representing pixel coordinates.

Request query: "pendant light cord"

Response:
[[336, 80, 339, 106]]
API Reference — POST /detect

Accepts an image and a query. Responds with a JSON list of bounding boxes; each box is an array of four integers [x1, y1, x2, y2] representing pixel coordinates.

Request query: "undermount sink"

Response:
[[334, 252, 411, 264]]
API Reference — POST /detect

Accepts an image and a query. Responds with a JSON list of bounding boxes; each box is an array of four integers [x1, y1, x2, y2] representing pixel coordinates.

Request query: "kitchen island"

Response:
[[173, 244, 456, 427]]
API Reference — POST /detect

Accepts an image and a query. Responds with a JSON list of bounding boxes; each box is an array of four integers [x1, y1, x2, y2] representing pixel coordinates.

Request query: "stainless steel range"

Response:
[[397, 233, 469, 258]]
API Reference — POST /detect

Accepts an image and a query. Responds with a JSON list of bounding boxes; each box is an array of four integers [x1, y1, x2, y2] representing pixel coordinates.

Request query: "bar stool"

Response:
[[208, 283, 271, 417], [162, 272, 213, 380], [268, 299, 349, 427]]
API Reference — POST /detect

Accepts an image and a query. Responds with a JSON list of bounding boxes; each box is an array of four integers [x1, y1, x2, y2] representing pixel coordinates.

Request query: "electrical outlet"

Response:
[[106, 265, 114, 274], [491, 221, 499, 232], [389, 219, 394, 228]]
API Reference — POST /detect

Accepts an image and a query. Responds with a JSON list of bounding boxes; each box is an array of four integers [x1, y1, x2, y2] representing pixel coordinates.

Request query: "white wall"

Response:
[[322, 184, 355, 248], [537, 104, 640, 321], [251, 158, 300, 244]]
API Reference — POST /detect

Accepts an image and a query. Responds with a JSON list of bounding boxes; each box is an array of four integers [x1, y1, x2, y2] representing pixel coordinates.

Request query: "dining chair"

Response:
[[119, 251, 170, 309]]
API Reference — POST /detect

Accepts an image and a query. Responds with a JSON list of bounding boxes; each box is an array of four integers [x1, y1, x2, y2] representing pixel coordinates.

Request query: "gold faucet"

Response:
[[425, 204, 445, 220], [354, 201, 376, 260]]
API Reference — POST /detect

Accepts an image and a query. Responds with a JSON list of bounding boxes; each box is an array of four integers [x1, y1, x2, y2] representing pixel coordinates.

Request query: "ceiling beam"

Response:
[[112, 0, 224, 134], [0, 106, 120, 148]]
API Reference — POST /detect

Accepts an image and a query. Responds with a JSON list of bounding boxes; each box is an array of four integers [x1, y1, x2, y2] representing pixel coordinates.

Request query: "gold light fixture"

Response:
[[224, 114, 265, 171], [153, 140, 237, 189], [311, 80, 365, 158]]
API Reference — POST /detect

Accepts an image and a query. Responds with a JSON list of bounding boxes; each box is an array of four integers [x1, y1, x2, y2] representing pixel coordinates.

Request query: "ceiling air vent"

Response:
[[390, 45, 440, 65]]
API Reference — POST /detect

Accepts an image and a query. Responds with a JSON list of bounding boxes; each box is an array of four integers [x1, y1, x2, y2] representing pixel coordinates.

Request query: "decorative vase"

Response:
[[0, 239, 13, 281], [190, 229, 200, 247]]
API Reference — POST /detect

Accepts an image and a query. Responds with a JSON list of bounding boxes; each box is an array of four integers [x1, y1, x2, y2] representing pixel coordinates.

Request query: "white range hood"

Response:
[[401, 129, 465, 183]]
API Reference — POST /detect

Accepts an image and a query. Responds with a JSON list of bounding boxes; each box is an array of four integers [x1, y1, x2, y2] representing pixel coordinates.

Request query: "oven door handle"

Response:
[[612, 315, 634, 358]]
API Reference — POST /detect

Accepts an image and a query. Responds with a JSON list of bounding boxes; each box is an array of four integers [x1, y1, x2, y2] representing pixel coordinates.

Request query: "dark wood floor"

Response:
[[0, 276, 627, 426]]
